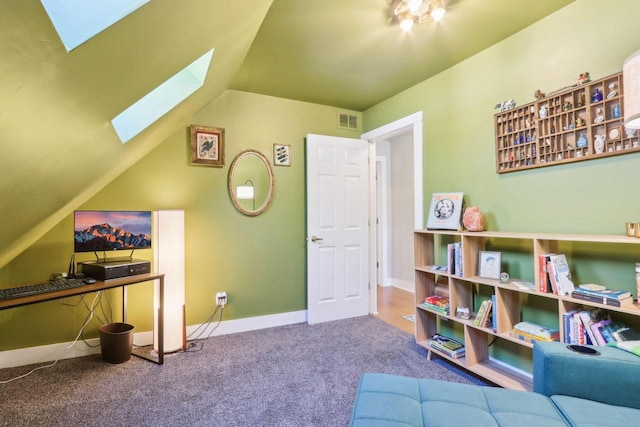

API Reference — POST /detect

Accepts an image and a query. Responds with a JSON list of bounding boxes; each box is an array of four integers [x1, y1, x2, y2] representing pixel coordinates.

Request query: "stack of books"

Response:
[[428, 334, 465, 359], [571, 285, 633, 307], [423, 295, 450, 315], [510, 321, 560, 342]]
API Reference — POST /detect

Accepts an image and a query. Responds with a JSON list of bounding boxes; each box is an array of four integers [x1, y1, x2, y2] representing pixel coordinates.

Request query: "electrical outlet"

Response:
[[216, 291, 227, 307]]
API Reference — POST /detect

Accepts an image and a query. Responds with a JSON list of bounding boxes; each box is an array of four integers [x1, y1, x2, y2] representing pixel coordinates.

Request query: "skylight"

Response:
[[41, 0, 150, 52], [111, 49, 215, 144]]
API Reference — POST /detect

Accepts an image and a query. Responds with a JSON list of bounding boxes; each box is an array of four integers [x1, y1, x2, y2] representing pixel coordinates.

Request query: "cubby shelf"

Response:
[[414, 229, 640, 391], [495, 71, 640, 173]]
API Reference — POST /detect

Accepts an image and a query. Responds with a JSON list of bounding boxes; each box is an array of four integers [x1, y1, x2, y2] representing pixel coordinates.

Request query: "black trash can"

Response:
[[99, 322, 134, 364]]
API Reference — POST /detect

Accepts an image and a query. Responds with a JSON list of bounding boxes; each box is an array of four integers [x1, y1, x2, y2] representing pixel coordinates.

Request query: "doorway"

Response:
[[362, 112, 423, 318]]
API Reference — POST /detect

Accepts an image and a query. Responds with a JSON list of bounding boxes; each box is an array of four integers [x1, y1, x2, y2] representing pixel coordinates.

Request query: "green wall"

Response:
[[364, 0, 640, 371], [365, 0, 640, 235], [4, 0, 640, 355], [0, 90, 361, 351]]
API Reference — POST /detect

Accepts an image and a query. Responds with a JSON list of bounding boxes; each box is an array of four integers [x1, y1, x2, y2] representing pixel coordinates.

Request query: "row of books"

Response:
[[428, 334, 465, 359], [538, 253, 575, 296], [563, 308, 640, 345], [422, 295, 450, 315], [510, 321, 560, 342], [446, 242, 463, 277]]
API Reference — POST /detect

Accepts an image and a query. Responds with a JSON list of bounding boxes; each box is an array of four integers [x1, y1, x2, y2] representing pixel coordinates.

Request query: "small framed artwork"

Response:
[[273, 144, 291, 166], [190, 125, 225, 167], [426, 192, 464, 230], [478, 251, 501, 280]]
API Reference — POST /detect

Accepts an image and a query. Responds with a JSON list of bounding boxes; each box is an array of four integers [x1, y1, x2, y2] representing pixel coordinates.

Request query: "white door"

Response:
[[307, 134, 370, 324]]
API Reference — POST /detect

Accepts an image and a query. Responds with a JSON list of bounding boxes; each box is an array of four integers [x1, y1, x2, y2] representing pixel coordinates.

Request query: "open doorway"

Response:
[[362, 112, 423, 318]]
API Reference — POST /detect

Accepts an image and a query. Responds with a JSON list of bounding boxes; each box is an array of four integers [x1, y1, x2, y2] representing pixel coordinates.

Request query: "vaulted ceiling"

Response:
[[0, 0, 573, 267]]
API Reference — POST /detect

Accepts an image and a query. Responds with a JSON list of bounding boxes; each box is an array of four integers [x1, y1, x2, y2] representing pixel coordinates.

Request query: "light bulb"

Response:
[[400, 18, 414, 32], [430, 7, 445, 21], [408, 0, 422, 14]]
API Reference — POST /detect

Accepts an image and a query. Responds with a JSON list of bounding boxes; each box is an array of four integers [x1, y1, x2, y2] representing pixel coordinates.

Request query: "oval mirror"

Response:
[[228, 149, 275, 216]]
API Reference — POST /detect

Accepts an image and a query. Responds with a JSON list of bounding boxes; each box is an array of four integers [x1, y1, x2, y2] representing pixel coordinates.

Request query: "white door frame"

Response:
[[362, 111, 423, 314]]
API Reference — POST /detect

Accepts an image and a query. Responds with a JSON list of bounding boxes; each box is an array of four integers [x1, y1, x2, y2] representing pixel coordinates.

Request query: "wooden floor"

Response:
[[374, 285, 415, 335]]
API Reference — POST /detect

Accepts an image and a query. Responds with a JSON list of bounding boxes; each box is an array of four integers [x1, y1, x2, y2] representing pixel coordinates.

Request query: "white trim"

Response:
[[386, 278, 415, 294], [362, 111, 424, 230], [0, 310, 308, 369], [362, 112, 424, 316]]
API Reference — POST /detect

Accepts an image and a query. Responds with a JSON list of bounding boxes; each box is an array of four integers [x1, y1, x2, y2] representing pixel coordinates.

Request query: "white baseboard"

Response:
[[0, 310, 308, 369], [385, 278, 415, 293]]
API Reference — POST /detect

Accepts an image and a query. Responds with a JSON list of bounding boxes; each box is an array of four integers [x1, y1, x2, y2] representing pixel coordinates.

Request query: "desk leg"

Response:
[[157, 275, 164, 365]]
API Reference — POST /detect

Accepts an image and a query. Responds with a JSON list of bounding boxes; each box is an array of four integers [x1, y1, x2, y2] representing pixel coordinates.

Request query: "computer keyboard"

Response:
[[0, 278, 88, 301]]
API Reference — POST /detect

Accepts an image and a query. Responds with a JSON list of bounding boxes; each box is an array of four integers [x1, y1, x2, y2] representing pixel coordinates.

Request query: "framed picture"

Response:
[[273, 144, 290, 166], [478, 251, 501, 280], [426, 192, 464, 230], [190, 125, 224, 167]]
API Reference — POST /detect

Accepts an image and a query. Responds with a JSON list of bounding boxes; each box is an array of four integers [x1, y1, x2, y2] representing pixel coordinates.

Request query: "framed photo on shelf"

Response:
[[478, 251, 501, 280], [273, 144, 291, 166], [190, 125, 225, 167], [426, 192, 464, 230]]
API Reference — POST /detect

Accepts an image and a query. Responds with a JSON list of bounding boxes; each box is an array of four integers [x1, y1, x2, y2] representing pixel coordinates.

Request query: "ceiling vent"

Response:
[[337, 112, 359, 131]]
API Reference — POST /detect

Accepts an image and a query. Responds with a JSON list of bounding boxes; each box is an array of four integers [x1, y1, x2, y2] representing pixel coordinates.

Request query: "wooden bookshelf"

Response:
[[495, 71, 640, 173], [414, 229, 640, 391]]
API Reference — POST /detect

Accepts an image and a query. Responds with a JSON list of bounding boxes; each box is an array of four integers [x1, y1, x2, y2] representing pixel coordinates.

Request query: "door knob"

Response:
[[310, 235, 324, 242]]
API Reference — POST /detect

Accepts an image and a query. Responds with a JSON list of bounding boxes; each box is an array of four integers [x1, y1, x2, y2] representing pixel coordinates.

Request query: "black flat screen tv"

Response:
[[74, 210, 152, 253]]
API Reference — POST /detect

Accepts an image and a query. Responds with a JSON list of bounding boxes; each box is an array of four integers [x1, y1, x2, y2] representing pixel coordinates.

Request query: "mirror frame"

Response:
[[228, 149, 275, 216]]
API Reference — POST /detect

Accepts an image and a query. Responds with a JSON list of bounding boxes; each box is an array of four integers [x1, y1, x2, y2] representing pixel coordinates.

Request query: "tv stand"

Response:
[[0, 272, 167, 364]]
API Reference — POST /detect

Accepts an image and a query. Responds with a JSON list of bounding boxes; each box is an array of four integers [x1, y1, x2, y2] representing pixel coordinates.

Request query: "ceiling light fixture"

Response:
[[392, 0, 446, 32]]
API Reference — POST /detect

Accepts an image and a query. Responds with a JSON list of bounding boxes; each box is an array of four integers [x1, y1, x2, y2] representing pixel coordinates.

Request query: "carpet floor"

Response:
[[0, 315, 487, 426]]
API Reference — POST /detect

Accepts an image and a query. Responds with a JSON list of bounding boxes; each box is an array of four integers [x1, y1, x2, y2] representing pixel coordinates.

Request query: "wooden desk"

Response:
[[0, 273, 165, 365]]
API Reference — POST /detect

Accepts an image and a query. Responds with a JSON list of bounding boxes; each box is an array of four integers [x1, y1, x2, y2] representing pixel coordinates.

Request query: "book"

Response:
[[428, 340, 465, 359], [538, 254, 555, 293], [426, 192, 464, 230], [547, 254, 575, 296], [473, 300, 492, 327], [447, 243, 455, 274], [571, 290, 633, 307], [589, 319, 611, 345], [428, 335, 465, 359], [562, 309, 579, 343], [513, 321, 559, 341], [615, 327, 640, 341], [454, 242, 463, 277], [512, 281, 535, 291], [578, 310, 598, 346], [491, 294, 497, 332], [423, 295, 450, 315], [572, 287, 631, 300], [509, 331, 558, 343]]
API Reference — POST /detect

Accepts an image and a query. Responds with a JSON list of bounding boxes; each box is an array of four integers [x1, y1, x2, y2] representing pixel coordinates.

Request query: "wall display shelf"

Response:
[[495, 72, 640, 173], [414, 229, 640, 391]]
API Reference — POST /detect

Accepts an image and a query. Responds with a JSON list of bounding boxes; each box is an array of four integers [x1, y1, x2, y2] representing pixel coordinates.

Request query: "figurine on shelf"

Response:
[[562, 101, 572, 111], [539, 105, 548, 118], [612, 103, 621, 119], [575, 116, 585, 127], [594, 134, 605, 154], [534, 90, 545, 100], [594, 107, 604, 124], [578, 72, 591, 85], [592, 88, 603, 103], [625, 127, 638, 138], [607, 82, 618, 99], [577, 132, 588, 148], [576, 92, 585, 107]]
